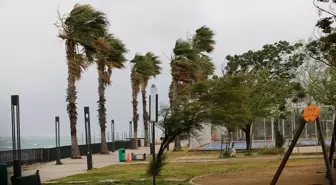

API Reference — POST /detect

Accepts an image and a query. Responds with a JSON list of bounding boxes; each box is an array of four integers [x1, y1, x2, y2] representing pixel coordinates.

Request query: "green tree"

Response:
[[169, 26, 215, 150], [150, 74, 250, 177], [93, 34, 127, 154], [225, 41, 306, 151], [55, 4, 109, 158], [153, 101, 211, 177], [308, 66, 336, 107], [306, 0, 336, 68]]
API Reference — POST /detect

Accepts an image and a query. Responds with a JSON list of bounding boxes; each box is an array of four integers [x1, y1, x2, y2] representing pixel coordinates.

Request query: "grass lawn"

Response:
[[44, 157, 319, 185]]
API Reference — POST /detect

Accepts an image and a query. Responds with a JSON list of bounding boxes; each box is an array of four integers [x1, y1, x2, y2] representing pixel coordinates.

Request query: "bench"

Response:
[[131, 153, 146, 161], [11, 170, 41, 185]]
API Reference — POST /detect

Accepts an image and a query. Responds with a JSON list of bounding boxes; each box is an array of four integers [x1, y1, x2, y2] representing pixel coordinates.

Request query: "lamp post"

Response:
[[129, 121, 133, 139], [84, 107, 93, 170], [149, 84, 158, 185], [11, 95, 21, 177], [111, 120, 115, 152], [55, 116, 61, 165]]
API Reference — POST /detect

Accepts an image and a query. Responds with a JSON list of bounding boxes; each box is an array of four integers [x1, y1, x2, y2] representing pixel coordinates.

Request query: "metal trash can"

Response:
[[0, 163, 8, 185], [118, 148, 126, 162]]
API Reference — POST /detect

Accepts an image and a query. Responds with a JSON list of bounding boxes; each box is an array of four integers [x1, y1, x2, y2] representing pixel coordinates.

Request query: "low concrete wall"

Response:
[[286, 146, 323, 154]]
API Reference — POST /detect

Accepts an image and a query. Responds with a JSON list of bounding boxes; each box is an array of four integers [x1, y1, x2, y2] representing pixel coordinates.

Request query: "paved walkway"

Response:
[[16, 146, 154, 182], [8, 143, 182, 183]]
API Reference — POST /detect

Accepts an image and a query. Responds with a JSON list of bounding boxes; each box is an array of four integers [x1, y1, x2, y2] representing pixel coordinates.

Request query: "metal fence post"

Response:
[[84, 107, 93, 170]]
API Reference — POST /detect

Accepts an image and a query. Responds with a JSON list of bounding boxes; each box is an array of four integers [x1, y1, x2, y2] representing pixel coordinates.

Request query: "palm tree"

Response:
[[141, 52, 161, 147], [93, 34, 127, 154], [169, 26, 215, 150], [56, 4, 109, 158], [130, 53, 161, 149], [130, 54, 144, 149]]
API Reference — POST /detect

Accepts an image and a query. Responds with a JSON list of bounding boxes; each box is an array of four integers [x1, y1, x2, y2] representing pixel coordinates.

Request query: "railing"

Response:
[[0, 140, 133, 166]]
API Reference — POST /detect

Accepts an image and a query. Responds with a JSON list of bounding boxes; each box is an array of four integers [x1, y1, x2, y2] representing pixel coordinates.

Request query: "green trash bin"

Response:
[[118, 148, 126, 162], [0, 163, 8, 185]]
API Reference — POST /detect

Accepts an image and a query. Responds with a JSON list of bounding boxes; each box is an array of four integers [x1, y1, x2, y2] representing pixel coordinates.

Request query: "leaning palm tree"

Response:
[[130, 59, 142, 149], [93, 34, 127, 154], [141, 52, 161, 147], [169, 26, 215, 151], [55, 4, 109, 158], [130, 54, 157, 149]]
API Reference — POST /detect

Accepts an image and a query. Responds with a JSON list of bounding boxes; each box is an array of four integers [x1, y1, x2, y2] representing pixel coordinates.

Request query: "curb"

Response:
[[189, 173, 217, 185]]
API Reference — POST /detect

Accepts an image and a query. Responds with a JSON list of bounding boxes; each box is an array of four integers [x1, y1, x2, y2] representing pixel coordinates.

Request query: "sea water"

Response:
[[0, 132, 133, 151], [0, 136, 74, 151]]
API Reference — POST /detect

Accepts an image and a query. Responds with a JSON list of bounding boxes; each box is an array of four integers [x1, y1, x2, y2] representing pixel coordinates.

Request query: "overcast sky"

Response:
[[0, 0, 318, 137]]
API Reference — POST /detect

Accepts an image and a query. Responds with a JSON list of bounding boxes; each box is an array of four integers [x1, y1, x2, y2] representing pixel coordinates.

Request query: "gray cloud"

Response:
[[0, 0, 317, 137]]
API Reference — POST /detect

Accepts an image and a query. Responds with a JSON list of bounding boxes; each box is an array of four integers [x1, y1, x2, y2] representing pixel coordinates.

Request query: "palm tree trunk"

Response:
[[132, 81, 139, 149], [141, 81, 149, 147], [98, 63, 109, 154], [170, 79, 182, 151], [66, 40, 81, 159]]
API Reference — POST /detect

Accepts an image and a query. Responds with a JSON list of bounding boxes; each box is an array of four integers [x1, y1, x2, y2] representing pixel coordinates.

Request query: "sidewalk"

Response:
[[8, 146, 150, 183], [8, 143, 180, 183]]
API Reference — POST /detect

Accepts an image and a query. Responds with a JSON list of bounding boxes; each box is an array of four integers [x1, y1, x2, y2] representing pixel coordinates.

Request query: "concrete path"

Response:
[[18, 146, 153, 182], [8, 143, 184, 183]]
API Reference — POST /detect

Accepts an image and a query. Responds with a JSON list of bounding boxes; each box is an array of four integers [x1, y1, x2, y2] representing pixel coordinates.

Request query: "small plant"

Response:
[[275, 129, 285, 148], [146, 153, 168, 176], [244, 151, 253, 156], [259, 147, 285, 155]]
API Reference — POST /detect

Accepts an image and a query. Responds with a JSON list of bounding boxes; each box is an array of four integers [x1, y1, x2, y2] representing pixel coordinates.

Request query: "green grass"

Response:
[[45, 160, 275, 185], [44, 146, 322, 185]]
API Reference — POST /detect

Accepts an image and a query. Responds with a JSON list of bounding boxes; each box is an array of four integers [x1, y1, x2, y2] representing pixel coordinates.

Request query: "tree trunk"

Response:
[[100, 131, 108, 154], [66, 40, 81, 159], [141, 81, 149, 147], [170, 79, 182, 150], [245, 124, 252, 151], [97, 63, 109, 154], [174, 136, 182, 151], [131, 79, 139, 149], [133, 129, 138, 149]]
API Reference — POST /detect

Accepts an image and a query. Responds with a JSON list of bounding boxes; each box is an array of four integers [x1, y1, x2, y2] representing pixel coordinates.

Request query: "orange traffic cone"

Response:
[[126, 153, 131, 162]]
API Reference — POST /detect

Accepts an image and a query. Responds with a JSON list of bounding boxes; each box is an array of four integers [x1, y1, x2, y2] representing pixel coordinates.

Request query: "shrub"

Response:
[[259, 147, 285, 155], [243, 151, 253, 156], [146, 153, 168, 176]]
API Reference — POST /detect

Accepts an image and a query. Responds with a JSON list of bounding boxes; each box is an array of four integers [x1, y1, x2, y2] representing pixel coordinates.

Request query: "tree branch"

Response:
[[161, 49, 172, 62], [313, 0, 336, 17], [304, 50, 333, 67]]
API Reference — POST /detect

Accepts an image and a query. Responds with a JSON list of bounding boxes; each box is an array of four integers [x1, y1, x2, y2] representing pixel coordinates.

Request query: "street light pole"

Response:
[[149, 84, 158, 185], [111, 120, 115, 152]]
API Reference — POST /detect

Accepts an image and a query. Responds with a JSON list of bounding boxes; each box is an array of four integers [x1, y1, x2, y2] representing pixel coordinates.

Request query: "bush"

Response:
[[259, 147, 285, 155], [243, 151, 253, 156], [146, 153, 168, 176], [275, 129, 285, 148]]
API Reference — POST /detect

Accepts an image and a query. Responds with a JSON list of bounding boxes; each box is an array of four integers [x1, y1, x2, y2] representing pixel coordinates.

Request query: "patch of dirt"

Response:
[[194, 164, 333, 185]]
